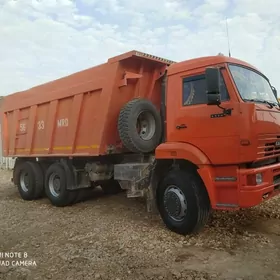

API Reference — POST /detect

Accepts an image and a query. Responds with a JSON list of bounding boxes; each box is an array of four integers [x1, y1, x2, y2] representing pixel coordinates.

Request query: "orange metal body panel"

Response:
[[1, 51, 169, 157]]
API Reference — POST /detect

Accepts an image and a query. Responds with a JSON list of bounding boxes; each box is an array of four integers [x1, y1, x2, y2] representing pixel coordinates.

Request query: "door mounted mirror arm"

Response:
[[217, 104, 233, 116], [206, 67, 233, 116]]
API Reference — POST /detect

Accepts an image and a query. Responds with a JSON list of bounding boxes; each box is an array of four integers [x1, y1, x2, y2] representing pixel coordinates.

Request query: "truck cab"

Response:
[[154, 55, 280, 233]]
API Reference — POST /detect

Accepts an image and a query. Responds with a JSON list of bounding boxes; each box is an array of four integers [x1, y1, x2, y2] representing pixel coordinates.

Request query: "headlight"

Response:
[[256, 173, 263, 185]]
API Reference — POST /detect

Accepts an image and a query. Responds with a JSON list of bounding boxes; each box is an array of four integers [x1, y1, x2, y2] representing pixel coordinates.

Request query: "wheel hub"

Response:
[[163, 186, 187, 221], [49, 174, 61, 197], [136, 111, 156, 141], [53, 178, 61, 192], [19, 172, 29, 192]]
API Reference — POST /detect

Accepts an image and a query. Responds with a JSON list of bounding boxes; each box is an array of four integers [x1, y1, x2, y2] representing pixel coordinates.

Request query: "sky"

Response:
[[0, 0, 279, 96]]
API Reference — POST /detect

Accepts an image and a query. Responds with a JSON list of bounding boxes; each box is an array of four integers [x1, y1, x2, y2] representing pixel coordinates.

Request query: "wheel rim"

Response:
[[19, 171, 29, 192], [136, 110, 156, 141], [163, 185, 187, 221], [49, 173, 61, 197]]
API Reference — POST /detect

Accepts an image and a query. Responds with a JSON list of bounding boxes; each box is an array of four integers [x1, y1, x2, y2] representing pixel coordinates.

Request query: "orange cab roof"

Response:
[[168, 55, 261, 76]]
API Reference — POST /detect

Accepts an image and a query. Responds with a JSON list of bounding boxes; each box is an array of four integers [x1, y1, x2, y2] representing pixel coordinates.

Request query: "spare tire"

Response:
[[118, 98, 162, 153]]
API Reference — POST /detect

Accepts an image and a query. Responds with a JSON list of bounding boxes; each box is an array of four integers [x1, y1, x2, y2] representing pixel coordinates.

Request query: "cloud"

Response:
[[0, 0, 279, 96], [233, 0, 279, 16]]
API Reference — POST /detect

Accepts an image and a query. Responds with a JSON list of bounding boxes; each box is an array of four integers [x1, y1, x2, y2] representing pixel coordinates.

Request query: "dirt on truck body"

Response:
[[1, 50, 280, 235]]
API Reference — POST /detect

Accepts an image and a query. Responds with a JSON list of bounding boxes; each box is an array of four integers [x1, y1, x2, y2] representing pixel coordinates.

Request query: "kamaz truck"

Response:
[[1, 50, 280, 235]]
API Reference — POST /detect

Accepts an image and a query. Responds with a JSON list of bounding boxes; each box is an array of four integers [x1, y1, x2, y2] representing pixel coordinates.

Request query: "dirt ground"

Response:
[[0, 169, 280, 280]]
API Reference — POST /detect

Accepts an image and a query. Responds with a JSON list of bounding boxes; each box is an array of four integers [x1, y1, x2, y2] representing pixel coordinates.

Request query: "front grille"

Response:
[[257, 134, 280, 160]]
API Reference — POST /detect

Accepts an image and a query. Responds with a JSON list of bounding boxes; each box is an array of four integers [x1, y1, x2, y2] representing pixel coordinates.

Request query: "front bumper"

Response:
[[198, 162, 280, 210], [238, 163, 280, 208]]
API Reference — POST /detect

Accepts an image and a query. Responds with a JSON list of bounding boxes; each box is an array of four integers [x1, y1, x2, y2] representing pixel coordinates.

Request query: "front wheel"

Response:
[[157, 169, 210, 235]]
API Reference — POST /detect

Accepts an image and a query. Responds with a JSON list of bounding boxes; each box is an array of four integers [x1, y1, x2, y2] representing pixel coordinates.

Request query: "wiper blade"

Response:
[[244, 98, 276, 108]]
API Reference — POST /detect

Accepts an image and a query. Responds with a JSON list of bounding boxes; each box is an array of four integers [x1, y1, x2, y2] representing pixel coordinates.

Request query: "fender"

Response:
[[155, 142, 211, 165]]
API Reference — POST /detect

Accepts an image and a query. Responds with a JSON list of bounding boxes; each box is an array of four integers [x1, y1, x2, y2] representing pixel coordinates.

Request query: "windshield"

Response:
[[228, 64, 277, 104]]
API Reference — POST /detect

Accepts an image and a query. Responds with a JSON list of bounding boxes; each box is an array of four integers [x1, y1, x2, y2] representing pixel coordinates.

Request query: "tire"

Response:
[[118, 98, 162, 153], [39, 162, 49, 177], [100, 179, 123, 195], [45, 163, 77, 207], [157, 169, 210, 235], [14, 161, 44, 200], [38, 162, 50, 197]]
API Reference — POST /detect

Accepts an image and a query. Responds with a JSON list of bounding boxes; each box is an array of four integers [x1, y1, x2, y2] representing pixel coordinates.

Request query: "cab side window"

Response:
[[182, 72, 229, 106]]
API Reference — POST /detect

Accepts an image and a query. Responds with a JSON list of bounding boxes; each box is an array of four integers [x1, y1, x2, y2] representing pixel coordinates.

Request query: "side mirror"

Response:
[[272, 86, 277, 99], [205, 67, 221, 105]]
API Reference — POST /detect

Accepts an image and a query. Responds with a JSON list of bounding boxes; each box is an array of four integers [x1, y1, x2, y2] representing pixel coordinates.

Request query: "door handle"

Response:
[[176, 124, 187, 129]]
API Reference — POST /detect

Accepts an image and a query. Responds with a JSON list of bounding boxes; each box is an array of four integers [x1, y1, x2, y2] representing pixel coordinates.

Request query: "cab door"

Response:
[[166, 67, 240, 164]]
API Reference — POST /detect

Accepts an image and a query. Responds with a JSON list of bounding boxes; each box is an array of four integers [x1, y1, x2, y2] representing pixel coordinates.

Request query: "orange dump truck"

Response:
[[2, 50, 280, 235]]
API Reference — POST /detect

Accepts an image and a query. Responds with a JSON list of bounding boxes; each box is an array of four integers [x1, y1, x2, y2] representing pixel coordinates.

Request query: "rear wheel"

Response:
[[157, 169, 210, 235], [14, 161, 44, 201], [45, 163, 77, 207]]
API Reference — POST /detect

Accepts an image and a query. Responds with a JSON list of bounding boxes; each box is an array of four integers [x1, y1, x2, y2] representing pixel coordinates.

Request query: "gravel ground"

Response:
[[0, 169, 280, 280]]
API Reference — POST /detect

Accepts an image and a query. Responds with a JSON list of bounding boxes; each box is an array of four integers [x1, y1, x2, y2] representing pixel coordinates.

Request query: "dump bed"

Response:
[[1, 51, 175, 157]]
